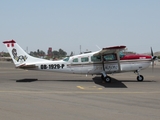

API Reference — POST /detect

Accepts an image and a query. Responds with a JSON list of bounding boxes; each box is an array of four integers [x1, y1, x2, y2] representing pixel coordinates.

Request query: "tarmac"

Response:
[[0, 61, 160, 120]]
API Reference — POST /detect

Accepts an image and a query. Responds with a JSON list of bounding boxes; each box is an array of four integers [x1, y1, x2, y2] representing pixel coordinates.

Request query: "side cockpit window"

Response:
[[104, 54, 116, 61]]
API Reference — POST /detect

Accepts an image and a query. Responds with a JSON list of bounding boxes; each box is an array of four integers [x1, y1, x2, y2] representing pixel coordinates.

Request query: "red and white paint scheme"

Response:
[[3, 40, 157, 83]]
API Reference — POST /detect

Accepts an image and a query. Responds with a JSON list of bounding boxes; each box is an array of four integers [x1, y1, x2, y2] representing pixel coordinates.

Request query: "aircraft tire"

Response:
[[137, 75, 144, 81], [105, 76, 111, 83]]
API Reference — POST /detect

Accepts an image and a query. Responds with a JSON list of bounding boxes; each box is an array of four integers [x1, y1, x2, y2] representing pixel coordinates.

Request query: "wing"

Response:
[[94, 45, 126, 56]]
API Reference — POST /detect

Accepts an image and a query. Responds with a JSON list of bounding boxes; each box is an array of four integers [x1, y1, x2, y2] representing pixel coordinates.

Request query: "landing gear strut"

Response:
[[135, 70, 144, 81]]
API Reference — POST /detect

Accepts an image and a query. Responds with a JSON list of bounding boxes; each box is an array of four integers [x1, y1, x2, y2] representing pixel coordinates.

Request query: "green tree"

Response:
[[59, 49, 67, 57], [70, 51, 74, 56], [39, 50, 45, 56], [29, 49, 46, 57], [52, 50, 59, 58], [0, 52, 10, 57]]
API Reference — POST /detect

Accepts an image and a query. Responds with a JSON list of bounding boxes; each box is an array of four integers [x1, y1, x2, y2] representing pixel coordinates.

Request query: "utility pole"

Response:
[[80, 45, 81, 54]]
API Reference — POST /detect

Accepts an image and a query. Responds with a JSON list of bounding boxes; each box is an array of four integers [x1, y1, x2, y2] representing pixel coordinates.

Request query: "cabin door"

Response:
[[102, 54, 119, 73]]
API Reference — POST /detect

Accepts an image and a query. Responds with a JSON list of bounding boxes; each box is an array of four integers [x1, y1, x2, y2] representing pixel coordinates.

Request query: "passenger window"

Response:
[[81, 57, 89, 62], [91, 56, 101, 62], [72, 58, 78, 62], [104, 54, 116, 61]]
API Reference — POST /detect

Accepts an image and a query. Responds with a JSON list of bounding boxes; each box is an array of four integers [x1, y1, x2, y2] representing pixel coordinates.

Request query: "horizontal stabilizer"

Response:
[[17, 64, 37, 69]]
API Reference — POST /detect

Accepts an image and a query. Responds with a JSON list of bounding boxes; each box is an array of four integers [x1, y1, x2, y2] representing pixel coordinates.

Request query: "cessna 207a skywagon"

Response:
[[3, 40, 157, 83]]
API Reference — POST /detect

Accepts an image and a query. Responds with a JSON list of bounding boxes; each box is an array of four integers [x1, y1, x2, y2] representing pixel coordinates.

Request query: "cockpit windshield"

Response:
[[119, 51, 125, 58], [63, 57, 70, 62]]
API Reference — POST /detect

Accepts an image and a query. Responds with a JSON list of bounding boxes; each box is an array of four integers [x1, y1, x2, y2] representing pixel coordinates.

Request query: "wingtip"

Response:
[[3, 39, 16, 44], [103, 45, 126, 50]]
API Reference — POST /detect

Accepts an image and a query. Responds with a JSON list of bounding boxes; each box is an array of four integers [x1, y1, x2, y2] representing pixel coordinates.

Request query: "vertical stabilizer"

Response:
[[3, 40, 47, 67]]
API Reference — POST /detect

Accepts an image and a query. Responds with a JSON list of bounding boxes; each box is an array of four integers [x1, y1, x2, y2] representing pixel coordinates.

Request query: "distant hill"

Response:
[[154, 51, 160, 56]]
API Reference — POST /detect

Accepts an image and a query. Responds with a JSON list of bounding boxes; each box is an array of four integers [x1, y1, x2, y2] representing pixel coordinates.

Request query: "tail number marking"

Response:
[[105, 65, 118, 71], [40, 64, 65, 69]]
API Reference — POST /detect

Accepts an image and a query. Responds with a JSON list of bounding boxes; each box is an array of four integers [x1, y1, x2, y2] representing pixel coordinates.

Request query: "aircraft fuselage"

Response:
[[19, 52, 152, 76]]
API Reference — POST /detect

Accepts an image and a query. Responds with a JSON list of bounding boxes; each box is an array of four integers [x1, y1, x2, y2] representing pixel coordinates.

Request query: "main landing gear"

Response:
[[101, 75, 111, 83], [101, 72, 111, 83], [135, 70, 144, 82]]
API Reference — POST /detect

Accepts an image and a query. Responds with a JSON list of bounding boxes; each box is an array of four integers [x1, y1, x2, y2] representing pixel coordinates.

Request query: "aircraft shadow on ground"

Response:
[[117, 80, 156, 82], [15, 78, 127, 88], [15, 79, 92, 83], [16, 78, 38, 82], [15, 77, 156, 89], [92, 76, 156, 88], [92, 77, 127, 88]]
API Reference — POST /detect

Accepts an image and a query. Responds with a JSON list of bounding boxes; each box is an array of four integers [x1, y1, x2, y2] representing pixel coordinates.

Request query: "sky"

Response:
[[0, 0, 160, 55]]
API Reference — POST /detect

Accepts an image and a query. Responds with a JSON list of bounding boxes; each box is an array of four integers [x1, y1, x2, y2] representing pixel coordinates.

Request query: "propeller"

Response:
[[151, 47, 157, 71]]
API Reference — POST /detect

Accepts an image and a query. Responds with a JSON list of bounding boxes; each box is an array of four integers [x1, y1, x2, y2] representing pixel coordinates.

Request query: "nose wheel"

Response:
[[137, 75, 144, 81], [135, 70, 144, 81]]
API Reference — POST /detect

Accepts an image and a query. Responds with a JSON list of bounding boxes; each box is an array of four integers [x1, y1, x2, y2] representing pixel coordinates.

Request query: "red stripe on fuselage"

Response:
[[120, 54, 152, 60]]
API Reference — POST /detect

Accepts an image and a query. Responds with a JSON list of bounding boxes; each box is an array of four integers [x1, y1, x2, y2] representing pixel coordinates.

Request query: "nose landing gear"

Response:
[[135, 70, 144, 81]]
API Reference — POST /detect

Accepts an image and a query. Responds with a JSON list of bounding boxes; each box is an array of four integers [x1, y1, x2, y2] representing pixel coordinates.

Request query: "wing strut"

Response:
[[116, 51, 121, 72]]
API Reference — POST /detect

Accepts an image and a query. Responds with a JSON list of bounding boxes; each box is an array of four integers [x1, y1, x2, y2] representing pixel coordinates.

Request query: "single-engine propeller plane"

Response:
[[3, 40, 157, 83]]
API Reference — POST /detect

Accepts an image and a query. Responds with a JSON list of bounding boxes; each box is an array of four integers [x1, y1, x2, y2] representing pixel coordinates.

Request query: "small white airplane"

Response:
[[3, 40, 157, 83]]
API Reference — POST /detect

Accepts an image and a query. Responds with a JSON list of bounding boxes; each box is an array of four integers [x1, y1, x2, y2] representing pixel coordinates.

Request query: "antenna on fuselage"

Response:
[[80, 45, 82, 54], [96, 45, 101, 50]]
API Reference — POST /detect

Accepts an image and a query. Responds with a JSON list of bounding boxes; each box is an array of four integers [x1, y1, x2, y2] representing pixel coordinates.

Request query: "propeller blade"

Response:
[[151, 47, 154, 56], [150, 47, 157, 72]]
